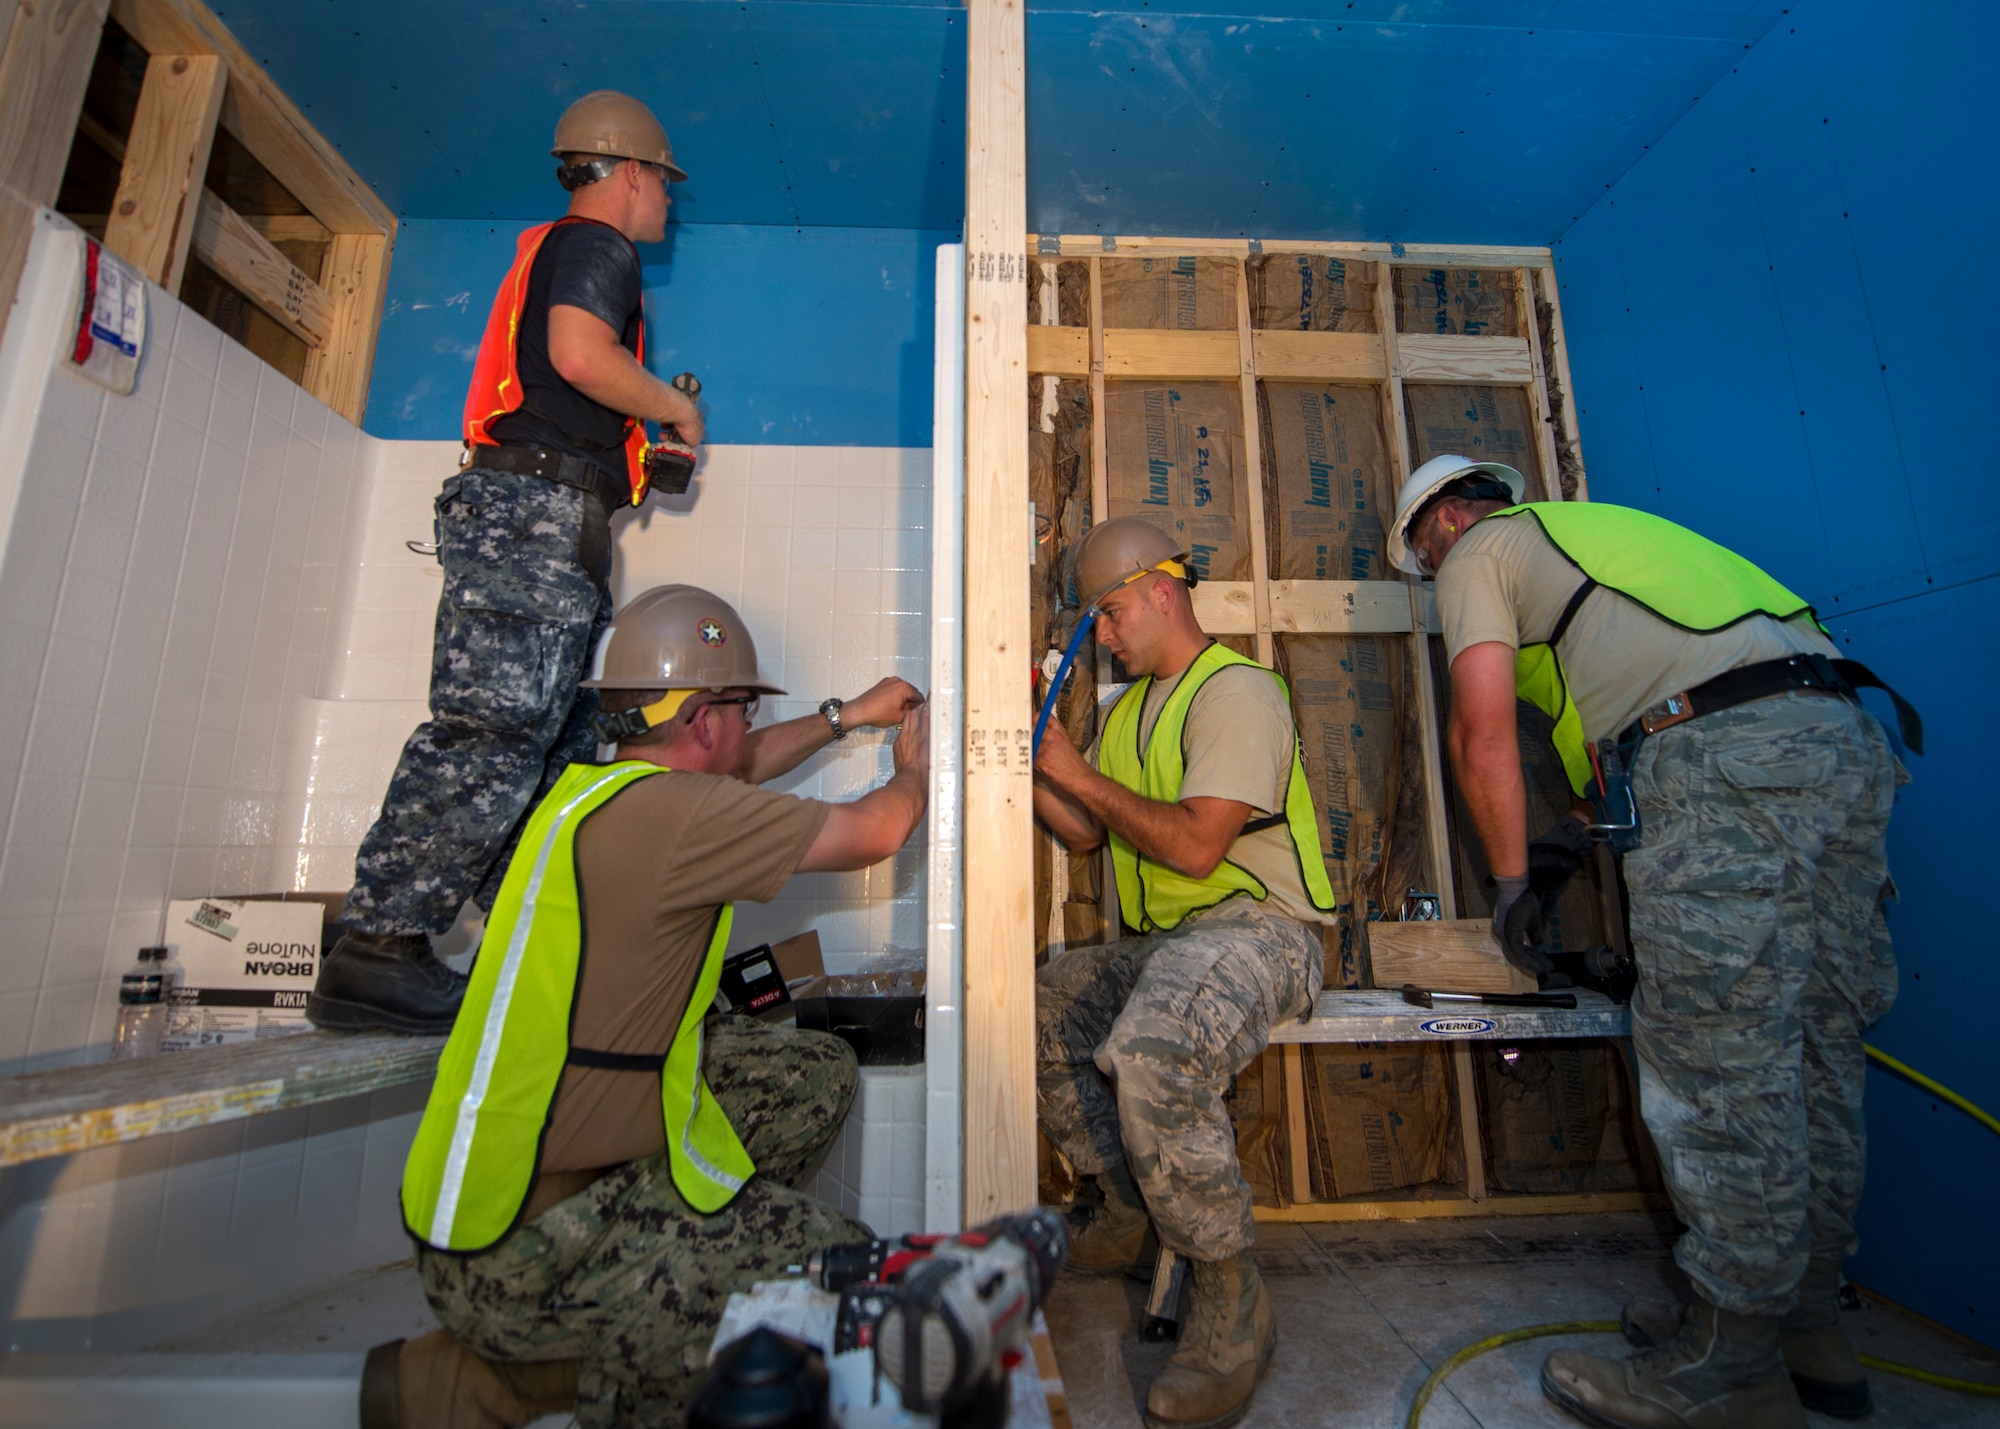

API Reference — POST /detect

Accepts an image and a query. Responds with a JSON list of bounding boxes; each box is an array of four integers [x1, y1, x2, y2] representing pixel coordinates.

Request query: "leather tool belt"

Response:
[[1621, 652, 1924, 754], [463, 442, 624, 513]]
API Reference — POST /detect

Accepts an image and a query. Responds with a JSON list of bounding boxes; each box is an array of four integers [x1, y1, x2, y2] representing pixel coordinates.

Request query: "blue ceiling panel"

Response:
[[206, 1, 1788, 244]]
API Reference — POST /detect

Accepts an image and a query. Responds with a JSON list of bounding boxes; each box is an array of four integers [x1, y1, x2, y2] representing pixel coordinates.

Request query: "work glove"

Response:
[[1527, 813, 1595, 897], [1490, 874, 1553, 975]]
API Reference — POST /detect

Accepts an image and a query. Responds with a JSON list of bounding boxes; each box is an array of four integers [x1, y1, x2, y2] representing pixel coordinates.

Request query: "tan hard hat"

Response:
[[1074, 517, 1193, 608], [581, 585, 784, 694], [552, 91, 687, 182]]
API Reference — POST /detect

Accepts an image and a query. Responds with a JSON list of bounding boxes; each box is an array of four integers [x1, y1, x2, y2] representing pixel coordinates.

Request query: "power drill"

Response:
[[644, 371, 702, 494], [807, 1209, 1068, 1420], [1540, 943, 1638, 1003]]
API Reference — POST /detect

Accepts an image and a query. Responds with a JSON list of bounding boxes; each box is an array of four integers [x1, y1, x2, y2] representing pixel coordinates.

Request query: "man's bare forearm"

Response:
[[566, 344, 697, 428], [1052, 763, 1214, 877], [1449, 725, 1529, 877], [741, 714, 836, 785], [1034, 778, 1104, 851]]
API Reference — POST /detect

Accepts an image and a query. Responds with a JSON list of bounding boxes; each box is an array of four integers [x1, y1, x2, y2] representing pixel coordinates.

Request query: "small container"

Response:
[[113, 946, 173, 1060]]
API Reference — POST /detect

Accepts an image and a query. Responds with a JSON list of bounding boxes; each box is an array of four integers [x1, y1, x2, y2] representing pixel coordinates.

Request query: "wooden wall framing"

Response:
[[0, 0, 395, 424], [1010, 232, 1626, 1222]]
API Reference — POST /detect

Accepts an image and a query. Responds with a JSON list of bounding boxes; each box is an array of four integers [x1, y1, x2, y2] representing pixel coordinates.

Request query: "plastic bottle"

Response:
[[113, 946, 175, 1060]]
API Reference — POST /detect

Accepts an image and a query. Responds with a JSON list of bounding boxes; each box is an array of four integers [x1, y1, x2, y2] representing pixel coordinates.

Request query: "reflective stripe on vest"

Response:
[[1099, 642, 1337, 933], [462, 217, 652, 506], [1491, 503, 1825, 796], [401, 761, 754, 1252]]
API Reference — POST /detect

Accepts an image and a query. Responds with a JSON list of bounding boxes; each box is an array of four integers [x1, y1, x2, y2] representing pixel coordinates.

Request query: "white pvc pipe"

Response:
[[923, 243, 967, 1233]]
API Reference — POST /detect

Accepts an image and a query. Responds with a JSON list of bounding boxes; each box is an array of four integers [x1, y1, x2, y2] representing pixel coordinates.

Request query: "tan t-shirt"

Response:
[[1434, 514, 1837, 741], [526, 769, 829, 1215], [1093, 655, 1333, 926]]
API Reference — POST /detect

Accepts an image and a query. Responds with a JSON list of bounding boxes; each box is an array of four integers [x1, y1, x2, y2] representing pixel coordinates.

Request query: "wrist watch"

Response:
[[819, 697, 846, 742]]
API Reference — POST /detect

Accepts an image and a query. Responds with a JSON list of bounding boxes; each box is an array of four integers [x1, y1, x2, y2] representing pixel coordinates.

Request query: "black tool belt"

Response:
[[566, 1045, 665, 1072], [463, 443, 625, 513], [1621, 652, 1924, 755]]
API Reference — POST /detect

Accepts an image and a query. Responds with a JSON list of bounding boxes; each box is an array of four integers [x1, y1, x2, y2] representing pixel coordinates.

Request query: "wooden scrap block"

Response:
[[1368, 919, 1538, 995]]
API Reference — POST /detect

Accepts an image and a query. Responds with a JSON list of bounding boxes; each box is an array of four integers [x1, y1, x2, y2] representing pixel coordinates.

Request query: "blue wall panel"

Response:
[[1554, 0, 2000, 1347], [368, 221, 953, 447]]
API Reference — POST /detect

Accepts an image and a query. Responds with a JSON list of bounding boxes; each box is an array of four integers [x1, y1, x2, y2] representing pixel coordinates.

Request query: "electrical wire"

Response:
[[1031, 610, 1097, 757], [1865, 1043, 2000, 1139], [1407, 1046, 2000, 1425]]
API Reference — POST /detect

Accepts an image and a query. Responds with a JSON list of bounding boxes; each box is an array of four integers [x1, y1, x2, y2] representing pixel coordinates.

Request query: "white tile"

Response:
[[26, 980, 99, 1061], [97, 390, 162, 465], [40, 369, 107, 439], [170, 304, 225, 372], [160, 360, 215, 430]]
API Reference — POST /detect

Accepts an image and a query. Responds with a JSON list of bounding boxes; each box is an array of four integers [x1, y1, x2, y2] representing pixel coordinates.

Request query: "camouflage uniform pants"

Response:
[[418, 1015, 868, 1428], [1036, 896, 1322, 1262], [345, 466, 615, 936], [1625, 691, 1903, 1318]]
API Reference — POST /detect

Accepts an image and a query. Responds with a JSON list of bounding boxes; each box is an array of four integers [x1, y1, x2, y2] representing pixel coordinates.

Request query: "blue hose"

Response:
[[1032, 609, 1097, 756]]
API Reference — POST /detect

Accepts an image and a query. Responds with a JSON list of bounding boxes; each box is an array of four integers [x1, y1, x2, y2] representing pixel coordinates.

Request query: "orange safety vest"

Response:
[[463, 217, 651, 506]]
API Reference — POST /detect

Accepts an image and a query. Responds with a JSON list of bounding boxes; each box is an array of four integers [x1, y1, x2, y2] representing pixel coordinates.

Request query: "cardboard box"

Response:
[[1104, 382, 1251, 584], [753, 930, 926, 1065], [160, 897, 323, 1049]]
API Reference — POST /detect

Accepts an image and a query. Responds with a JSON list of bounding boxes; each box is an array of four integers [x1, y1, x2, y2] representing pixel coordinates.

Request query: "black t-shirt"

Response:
[[487, 219, 644, 463]]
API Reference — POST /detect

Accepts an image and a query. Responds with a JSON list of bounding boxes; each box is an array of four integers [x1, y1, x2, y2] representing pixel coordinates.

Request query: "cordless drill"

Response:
[[808, 1209, 1069, 1420], [644, 371, 702, 494]]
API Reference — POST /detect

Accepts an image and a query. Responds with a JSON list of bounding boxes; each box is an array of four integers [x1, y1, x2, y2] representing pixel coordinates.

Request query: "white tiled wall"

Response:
[[809, 1066, 926, 1239], [0, 214, 934, 1348]]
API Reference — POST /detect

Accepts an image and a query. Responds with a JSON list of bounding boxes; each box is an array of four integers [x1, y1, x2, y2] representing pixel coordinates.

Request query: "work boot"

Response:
[[1065, 1161, 1157, 1278], [1544, 1298, 1804, 1428], [307, 928, 468, 1034], [1621, 1257, 1872, 1420], [360, 1330, 577, 1429], [1143, 1253, 1275, 1429]]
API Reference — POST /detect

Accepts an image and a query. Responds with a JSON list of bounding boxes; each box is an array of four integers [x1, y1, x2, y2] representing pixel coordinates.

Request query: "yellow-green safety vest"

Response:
[[1099, 641, 1338, 933], [401, 760, 755, 1253], [1491, 503, 1825, 796]]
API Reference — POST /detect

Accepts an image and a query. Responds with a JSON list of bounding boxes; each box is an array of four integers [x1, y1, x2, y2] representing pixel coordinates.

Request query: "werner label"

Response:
[[162, 899, 323, 1050]]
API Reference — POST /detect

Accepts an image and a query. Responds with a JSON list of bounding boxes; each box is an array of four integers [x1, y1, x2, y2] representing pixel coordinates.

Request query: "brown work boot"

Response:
[[1542, 1298, 1805, 1428], [1143, 1253, 1275, 1429], [1065, 1161, 1157, 1278], [1781, 1255, 1872, 1420], [1621, 1258, 1871, 1420], [359, 1330, 578, 1429]]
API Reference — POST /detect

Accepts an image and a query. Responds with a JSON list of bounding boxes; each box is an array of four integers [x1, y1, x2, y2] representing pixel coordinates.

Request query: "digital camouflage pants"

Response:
[[419, 1016, 868, 1428], [1036, 896, 1323, 1262], [1625, 691, 1904, 1318], [345, 465, 615, 936]]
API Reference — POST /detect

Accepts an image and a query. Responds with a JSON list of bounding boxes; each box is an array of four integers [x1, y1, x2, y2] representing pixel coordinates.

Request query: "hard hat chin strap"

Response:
[[590, 688, 700, 744]]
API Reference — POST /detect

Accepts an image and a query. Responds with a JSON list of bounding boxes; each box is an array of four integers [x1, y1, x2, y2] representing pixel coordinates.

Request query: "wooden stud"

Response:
[[1189, 580, 1257, 634], [1026, 323, 1088, 376], [1395, 333, 1535, 385], [110, 0, 394, 236], [244, 212, 331, 245], [1027, 234, 1553, 269], [1101, 328, 1239, 379], [0, 0, 111, 351], [1536, 264, 1589, 500], [961, 0, 1034, 1224], [1234, 259, 1275, 665], [301, 229, 391, 424], [1086, 255, 1121, 946], [1368, 919, 1539, 995], [1269, 580, 1416, 635], [1282, 1043, 1313, 1205], [103, 51, 227, 290], [190, 188, 334, 346], [1250, 329, 1387, 382]]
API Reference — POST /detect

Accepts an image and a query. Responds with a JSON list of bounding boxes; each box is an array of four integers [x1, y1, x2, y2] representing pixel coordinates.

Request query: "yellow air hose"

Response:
[[1404, 1048, 2000, 1428]]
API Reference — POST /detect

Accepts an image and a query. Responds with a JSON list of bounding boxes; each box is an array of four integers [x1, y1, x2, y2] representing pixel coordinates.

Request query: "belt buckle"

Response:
[[1640, 692, 1696, 735]]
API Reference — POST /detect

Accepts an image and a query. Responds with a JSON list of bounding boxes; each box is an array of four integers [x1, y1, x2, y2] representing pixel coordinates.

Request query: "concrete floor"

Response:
[[1042, 1212, 2000, 1428]]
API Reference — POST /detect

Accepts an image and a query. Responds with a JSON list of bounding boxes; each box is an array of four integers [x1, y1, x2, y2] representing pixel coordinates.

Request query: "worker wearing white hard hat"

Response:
[[378, 585, 929, 1425], [313, 91, 709, 1039], [1405, 457, 1922, 1429]]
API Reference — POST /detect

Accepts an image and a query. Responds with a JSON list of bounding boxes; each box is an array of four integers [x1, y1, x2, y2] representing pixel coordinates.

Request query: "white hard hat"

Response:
[[1386, 454, 1527, 576]]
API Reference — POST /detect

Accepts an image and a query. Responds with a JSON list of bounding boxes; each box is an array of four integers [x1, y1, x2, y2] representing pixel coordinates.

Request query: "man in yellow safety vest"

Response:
[[370, 583, 929, 1428], [1387, 454, 1919, 1429], [1033, 516, 1337, 1429]]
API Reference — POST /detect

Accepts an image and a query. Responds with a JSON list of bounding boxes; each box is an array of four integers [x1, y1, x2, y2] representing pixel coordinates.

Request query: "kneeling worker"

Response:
[[390, 584, 929, 1426], [1388, 456, 1916, 1429], [1032, 518, 1337, 1429]]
